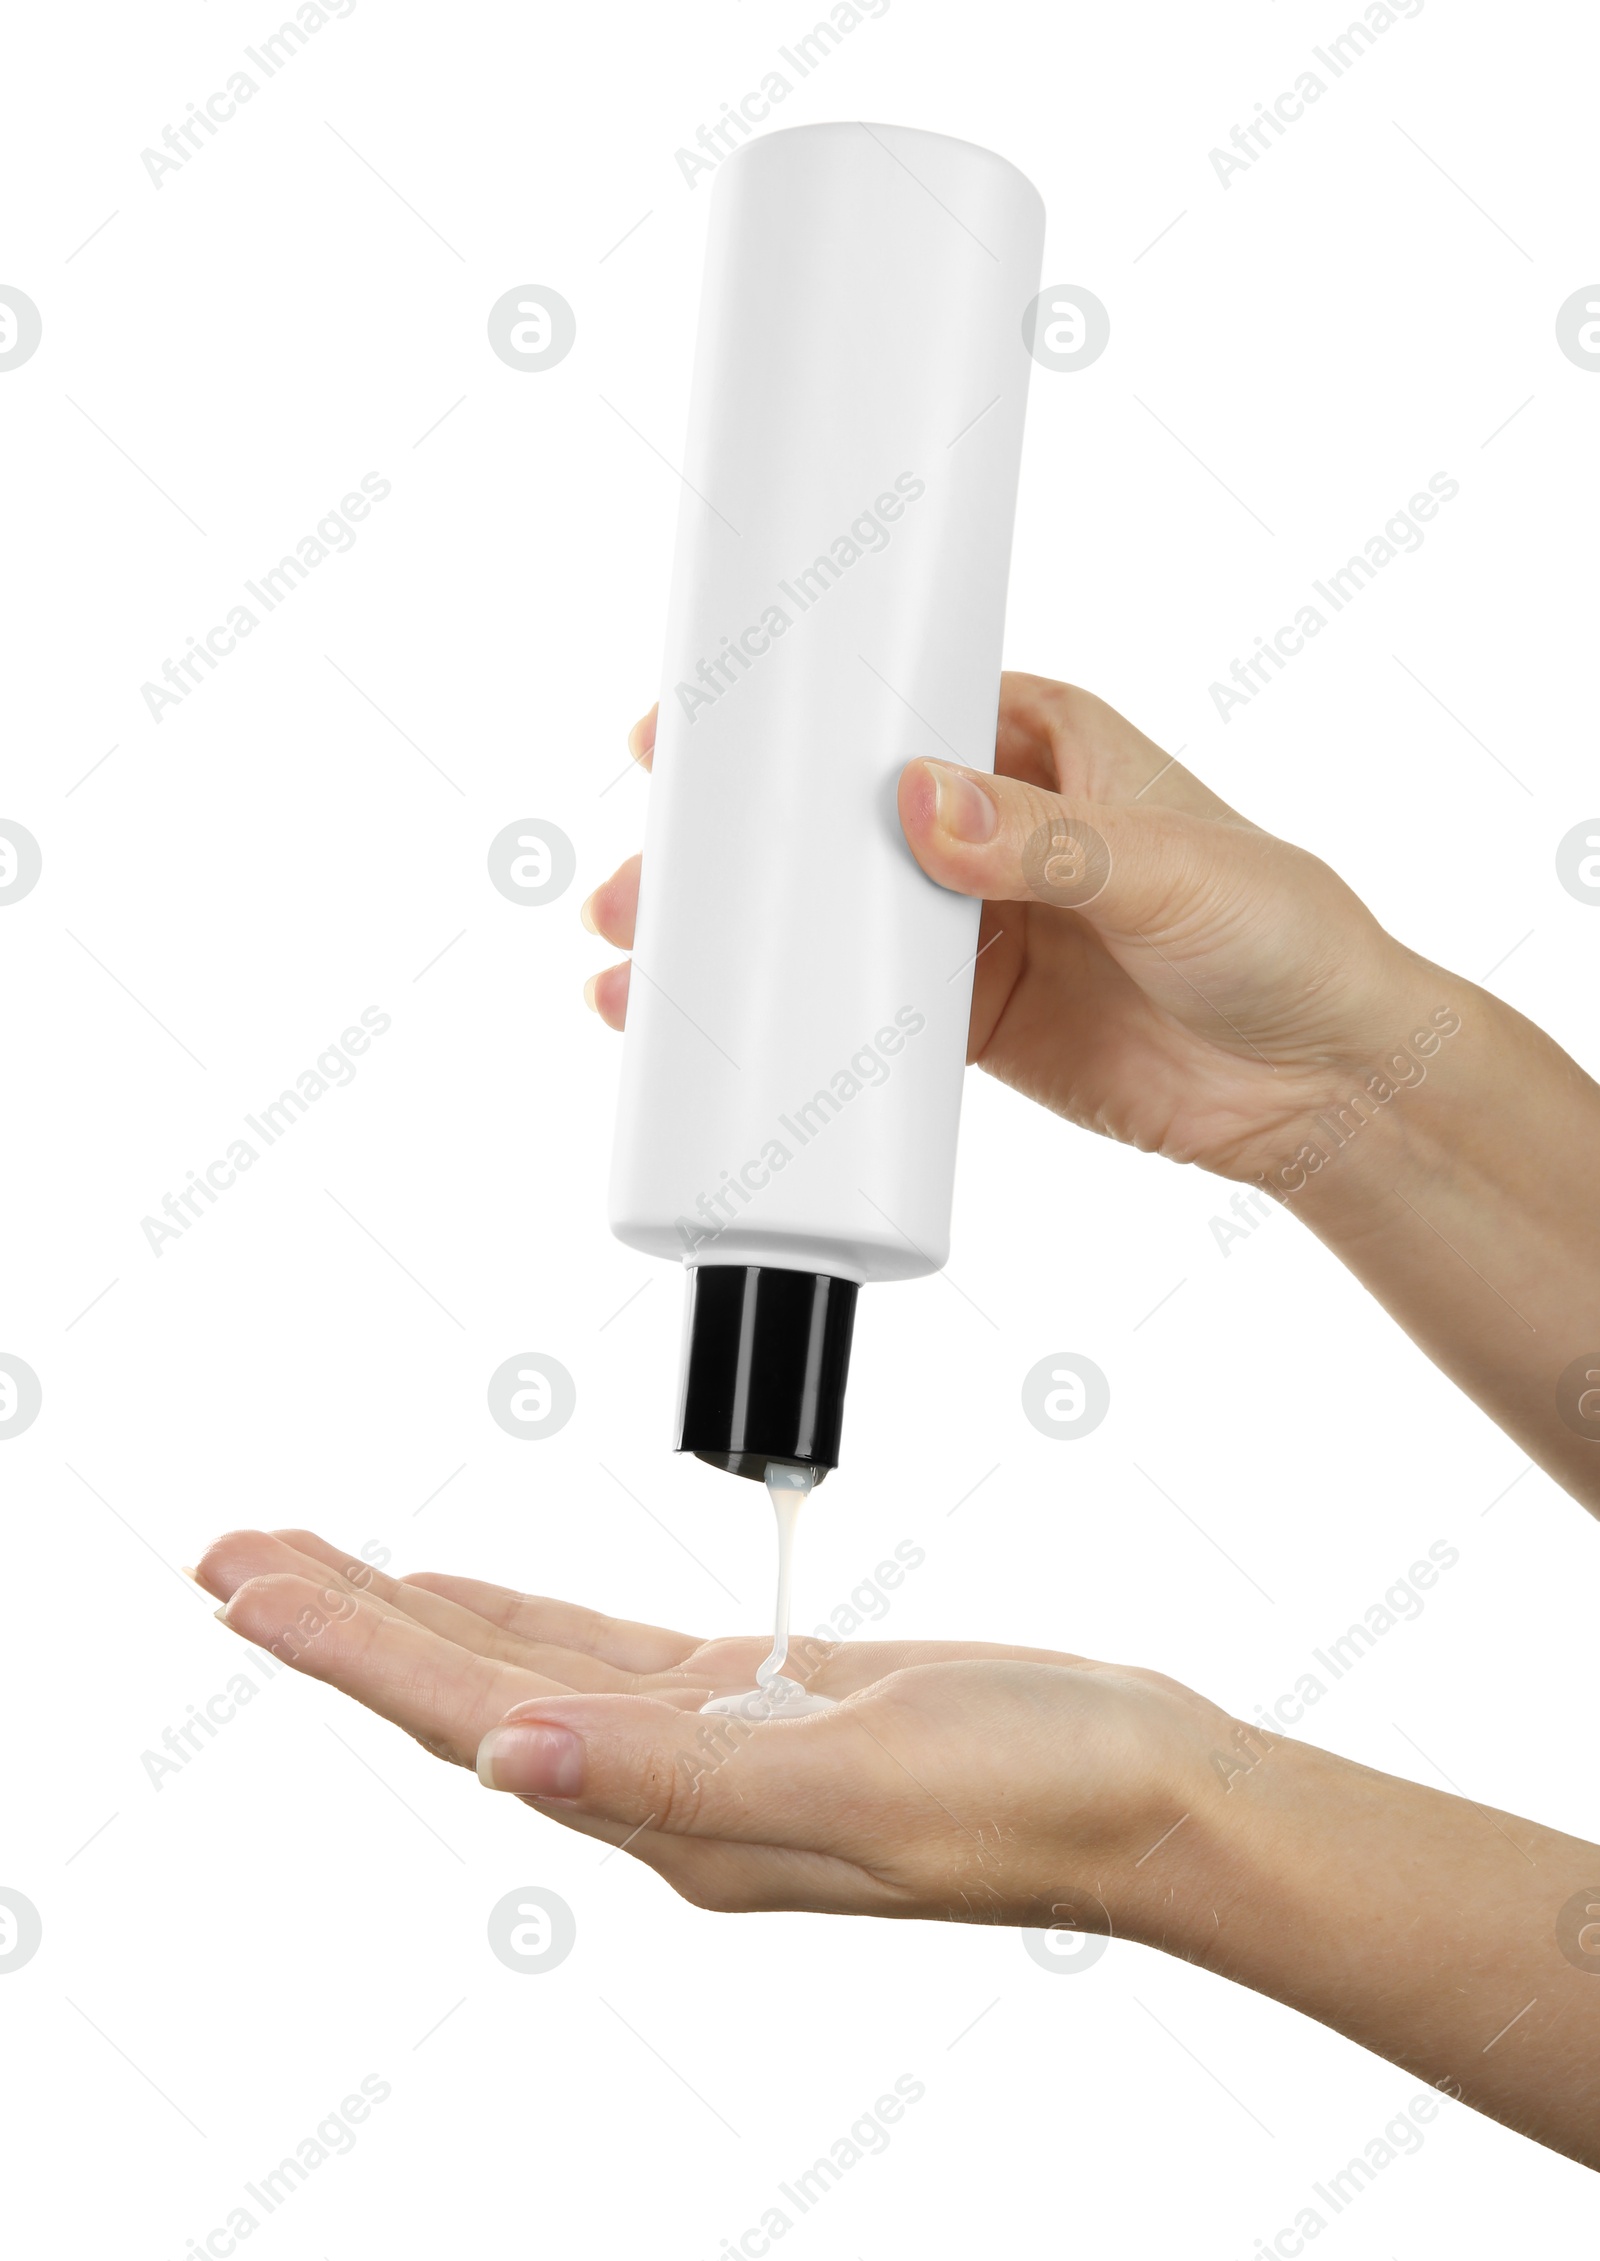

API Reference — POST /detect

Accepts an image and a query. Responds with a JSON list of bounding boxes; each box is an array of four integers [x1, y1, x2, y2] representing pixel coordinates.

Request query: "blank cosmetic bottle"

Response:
[[608, 121, 1044, 1484]]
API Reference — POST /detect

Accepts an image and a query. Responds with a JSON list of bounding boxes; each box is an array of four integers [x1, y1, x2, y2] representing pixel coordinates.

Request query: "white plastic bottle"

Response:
[[608, 121, 1044, 1483]]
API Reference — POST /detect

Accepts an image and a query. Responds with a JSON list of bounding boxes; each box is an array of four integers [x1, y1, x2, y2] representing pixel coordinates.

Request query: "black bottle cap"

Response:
[[676, 1265, 858, 1484]]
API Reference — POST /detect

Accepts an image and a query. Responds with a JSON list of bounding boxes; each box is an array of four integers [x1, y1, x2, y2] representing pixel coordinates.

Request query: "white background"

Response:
[[3, 0, 1598, 2252]]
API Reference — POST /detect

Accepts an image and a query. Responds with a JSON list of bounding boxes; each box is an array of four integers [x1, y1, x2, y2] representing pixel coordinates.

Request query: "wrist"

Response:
[[1108, 1699, 1296, 1956], [1012, 1673, 1257, 1943], [1029, 1678, 1286, 1953], [1109, 1712, 1600, 2166], [1247, 954, 1504, 1241]]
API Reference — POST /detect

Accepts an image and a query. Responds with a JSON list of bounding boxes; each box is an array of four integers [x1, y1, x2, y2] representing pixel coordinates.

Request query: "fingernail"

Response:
[[477, 1723, 585, 1796], [582, 974, 600, 1014], [579, 890, 600, 935], [927, 761, 997, 844]]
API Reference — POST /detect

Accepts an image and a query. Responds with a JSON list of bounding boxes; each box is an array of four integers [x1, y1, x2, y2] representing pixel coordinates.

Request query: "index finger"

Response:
[[996, 672, 1249, 824]]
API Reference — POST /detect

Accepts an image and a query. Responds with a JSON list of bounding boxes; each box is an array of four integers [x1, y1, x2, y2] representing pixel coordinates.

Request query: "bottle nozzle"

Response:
[[675, 1265, 857, 1484]]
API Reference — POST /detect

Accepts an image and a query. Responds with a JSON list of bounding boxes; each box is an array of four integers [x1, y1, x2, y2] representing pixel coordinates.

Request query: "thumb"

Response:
[[898, 755, 1224, 938], [475, 1690, 898, 1847]]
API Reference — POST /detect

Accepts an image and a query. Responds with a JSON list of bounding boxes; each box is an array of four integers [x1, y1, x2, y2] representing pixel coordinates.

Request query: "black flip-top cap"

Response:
[[676, 1265, 858, 1483]]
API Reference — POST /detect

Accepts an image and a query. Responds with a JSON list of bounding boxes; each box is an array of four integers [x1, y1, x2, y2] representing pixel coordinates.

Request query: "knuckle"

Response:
[[1043, 679, 1097, 737], [655, 1748, 710, 1837], [1017, 805, 1113, 909]]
